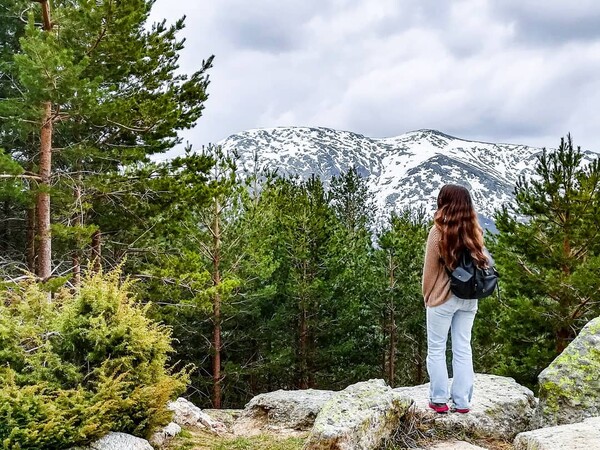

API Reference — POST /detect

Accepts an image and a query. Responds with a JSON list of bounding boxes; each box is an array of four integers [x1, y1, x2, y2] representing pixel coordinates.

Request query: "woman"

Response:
[[422, 184, 488, 414]]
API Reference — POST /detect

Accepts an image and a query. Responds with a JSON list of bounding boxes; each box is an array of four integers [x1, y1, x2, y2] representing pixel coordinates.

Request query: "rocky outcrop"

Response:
[[203, 408, 243, 428], [168, 397, 227, 434], [233, 388, 334, 435], [304, 379, 412, 450], [149, 422, 182, 448], [535, 317, 600, 427], [513, 416, 600, 449], [70, 432, 152, 450], [394, 373, 537, 439]]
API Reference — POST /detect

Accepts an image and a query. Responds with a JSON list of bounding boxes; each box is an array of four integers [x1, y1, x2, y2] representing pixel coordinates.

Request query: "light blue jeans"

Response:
[[426, 295, 477, 409]]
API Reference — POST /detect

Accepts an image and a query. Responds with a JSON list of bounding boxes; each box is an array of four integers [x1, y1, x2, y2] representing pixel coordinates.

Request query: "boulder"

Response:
[[535, 316, 600, 427], [304, 379, 412, 450], [513, 416, 600, 449], [233, 388, 334, 435], [203, 408, 243, 428], [70, 432, 152, 450], [168, 397, 227, 434], [149, 422, 182, 448], [394, 373, 537, 439]]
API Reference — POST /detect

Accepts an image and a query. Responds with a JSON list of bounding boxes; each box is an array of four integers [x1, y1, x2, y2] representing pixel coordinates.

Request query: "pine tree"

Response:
[[0, 0, 213, 279], [321, 167, 380, 387], [493, 134, 600, 368], [376, 210, 429, 386], [257, 176, 335, 389]]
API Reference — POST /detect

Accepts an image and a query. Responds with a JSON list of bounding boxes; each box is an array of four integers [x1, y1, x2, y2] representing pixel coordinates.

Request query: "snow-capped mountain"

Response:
[[218, 127, 543, 227]]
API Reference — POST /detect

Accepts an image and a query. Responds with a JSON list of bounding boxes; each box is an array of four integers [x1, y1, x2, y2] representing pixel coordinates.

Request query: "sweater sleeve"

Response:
[[422, 227, 441, 302]]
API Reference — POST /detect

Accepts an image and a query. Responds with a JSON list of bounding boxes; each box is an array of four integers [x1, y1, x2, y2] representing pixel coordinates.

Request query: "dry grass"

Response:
[[380, 404, 515, 450]]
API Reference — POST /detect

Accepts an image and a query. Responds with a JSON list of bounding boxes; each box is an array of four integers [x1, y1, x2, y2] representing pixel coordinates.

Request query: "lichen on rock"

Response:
[[535, 316, 600, 427], [233, 388, 334, 436], [514, 416, 600, 449], [304, 379, 412, 450], [394, 373, 537, 439]]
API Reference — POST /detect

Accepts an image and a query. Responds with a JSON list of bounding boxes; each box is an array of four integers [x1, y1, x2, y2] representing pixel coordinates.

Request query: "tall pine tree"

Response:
[[484, 135, 600, 385], [0, 0, 213, 279]]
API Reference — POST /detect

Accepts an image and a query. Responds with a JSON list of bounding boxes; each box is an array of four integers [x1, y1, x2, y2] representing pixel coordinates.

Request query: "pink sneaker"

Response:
[[428, 402, 449, 413], [451, 406, 470, 414]]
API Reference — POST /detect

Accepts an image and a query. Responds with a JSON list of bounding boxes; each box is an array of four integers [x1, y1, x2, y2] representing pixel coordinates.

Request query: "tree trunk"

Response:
[[36, 101, 52, 281], [386, 254, 397, 385], [416, 333, 424, 383], [556, 327, 572, 354], [35, 2, 53, 281], [298, 301, 309, 389], [40, 0, 52, 31], [0, 201, 8, 251], [72, 172, 82, 285], [297, 259, 309, 390], [212, 197, 222, 409], [26, 206, 36, 271], [388, 305, 396, 385], [91, 229, 101, 272]]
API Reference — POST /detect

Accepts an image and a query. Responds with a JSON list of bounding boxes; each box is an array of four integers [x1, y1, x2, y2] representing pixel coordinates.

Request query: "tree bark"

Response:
[[37, 0, 53, 31], [212, 197, 222, 409], [386, 253, 397, 385], [34, 1, 54, 281], [26, 206, 36, 271], [388, 305, 396, 385], [91, 229, 101, 272], [72, 178, 82, 285], [36, 101, 52, 281], [556, 327, 572, 354], [297, 259, 310, 390], [0, 201, 9, 251]]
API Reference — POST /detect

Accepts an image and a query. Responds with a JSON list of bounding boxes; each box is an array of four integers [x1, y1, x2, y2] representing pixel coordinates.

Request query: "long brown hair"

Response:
[[434, 184, 488, 270]]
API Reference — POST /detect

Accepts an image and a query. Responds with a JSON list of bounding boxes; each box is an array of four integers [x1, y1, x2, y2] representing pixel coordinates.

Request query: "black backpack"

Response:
[[446, 248, 499, 299]]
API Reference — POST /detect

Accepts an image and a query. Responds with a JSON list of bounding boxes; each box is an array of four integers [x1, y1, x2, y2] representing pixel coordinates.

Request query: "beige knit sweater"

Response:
[[422, 226, 452, 307]]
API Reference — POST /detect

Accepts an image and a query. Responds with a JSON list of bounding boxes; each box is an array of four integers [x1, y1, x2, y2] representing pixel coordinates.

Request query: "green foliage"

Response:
[[376, 210, 430, 386], [0, 270, 187, 449], [476, 135, 600, 387], [0, 0, 214, 278], [318, 167, 380, 386]]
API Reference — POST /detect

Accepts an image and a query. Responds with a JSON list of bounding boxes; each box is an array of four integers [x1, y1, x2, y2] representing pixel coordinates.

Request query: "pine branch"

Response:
[[0, 174, 42, 181], [106, 119, 153, 133], [0, 115, 40, 125]]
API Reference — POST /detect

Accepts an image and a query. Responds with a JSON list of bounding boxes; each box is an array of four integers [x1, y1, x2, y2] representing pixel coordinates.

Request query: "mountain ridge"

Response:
[[218, 126, 543, 226]]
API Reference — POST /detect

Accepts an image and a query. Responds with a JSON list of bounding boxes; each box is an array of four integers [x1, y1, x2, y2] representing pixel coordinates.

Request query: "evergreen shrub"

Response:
[[0, 270, 188, 449]]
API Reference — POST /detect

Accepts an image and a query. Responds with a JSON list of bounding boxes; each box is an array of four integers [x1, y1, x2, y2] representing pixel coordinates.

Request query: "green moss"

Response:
[[166, 428, 305, 450], [538, 319, 600, 424]]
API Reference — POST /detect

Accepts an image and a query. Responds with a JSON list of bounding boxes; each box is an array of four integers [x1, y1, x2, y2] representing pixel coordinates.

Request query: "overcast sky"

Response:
[[150, 0, 600, 153]]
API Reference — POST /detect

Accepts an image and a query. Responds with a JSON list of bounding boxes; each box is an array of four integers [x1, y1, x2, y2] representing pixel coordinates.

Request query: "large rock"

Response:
[[304, 379, 412, 450], [203, 408, 243, 428], [71, 432, 152, 450], [233, 388, 334, 435], [513, 416, 600, 449], [149, 422, 182, 448], [168, 397, 227, 434], [535, 317, 600, 427], [394, 373, 537, 439]]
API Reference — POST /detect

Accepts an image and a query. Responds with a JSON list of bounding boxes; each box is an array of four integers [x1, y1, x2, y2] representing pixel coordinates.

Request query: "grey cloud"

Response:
[[490, 0, 600, 44], [212, 1, 327, 52], [150, 0, 600, 154]]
